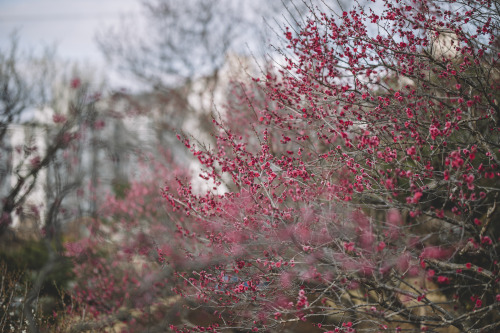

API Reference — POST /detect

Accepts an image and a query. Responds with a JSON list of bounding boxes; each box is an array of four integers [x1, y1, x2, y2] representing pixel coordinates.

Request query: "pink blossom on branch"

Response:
[[158, 0, 500, 330], [69, 0, 500, 331]]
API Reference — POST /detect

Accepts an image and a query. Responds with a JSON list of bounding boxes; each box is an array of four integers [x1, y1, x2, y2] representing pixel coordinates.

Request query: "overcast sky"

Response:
[[0, 0, 341, 89], [0, 0, 142, 86]]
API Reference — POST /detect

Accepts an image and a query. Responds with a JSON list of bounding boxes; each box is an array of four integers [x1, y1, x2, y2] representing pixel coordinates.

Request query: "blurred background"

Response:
[[0, 0, 141, 87]]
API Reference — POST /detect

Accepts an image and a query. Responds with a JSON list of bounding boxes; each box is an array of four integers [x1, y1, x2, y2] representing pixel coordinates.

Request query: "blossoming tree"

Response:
[[70, 0, 500, 332]]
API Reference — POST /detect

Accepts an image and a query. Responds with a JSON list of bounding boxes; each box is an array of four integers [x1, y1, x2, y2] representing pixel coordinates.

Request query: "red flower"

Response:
[[437, 276, 450, 284], [70, 78, 81, 89]]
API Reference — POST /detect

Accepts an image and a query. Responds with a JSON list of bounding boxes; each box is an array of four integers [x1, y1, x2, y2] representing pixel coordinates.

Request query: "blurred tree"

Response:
[[0, 36, 108, 333], [97, 0, 350, 143]]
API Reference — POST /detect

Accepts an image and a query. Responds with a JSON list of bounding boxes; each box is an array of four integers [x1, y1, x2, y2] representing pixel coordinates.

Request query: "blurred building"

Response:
[[0, 53, 254, 239]]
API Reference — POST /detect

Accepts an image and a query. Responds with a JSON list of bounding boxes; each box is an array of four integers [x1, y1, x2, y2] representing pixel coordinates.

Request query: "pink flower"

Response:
[[481, 236, 492, 245], [344, 241, 355, 252], [420, 246, 450, 259], [437, 276, 450, 284], [70, 78, 81, 89], [412, 191, 423, 203], [53, 114, 67, 124], [406, 146, 416, 155], [30, 156, 41, 167]]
